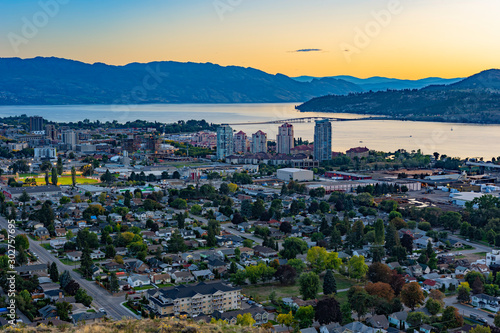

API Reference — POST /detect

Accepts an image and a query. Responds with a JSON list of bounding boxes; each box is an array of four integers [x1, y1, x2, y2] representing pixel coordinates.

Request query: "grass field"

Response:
[[20, 175, 99, 186], [242, 273, 360, 303]]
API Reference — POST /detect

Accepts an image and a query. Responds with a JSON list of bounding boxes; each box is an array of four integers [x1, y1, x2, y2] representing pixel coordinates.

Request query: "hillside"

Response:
[[297, 69, 500, 124], [0, 57, 362, 105], [6, 318, 265, 333]]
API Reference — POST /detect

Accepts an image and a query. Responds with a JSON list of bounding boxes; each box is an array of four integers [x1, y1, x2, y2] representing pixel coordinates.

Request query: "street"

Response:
[[444, 295, 494, 326], [0, 216, 137, 321]]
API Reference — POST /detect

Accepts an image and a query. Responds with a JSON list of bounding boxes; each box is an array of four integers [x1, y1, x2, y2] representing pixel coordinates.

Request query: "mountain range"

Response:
[[0, 57, 363, 105], [297, 69, 500, 124], [292, 75, 463, 91]]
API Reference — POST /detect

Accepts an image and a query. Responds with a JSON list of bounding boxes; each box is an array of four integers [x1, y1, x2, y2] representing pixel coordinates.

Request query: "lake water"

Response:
[[0, 103, 499, 159]]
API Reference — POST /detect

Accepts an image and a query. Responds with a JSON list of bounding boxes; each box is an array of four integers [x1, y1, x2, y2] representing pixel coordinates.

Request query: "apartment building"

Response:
[[147, 282, 241, 317]]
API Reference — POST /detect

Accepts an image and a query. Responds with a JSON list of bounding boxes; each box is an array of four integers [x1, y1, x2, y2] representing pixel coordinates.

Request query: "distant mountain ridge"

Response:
[[293, 75, 463, 91], [297, 69, 500, 124], [0, 57, 363, 105]]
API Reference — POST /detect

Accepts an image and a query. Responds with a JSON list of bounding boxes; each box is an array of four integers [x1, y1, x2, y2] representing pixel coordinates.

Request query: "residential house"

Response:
[[66, 251, 82, 262], [34, 227, 50, 239], [128, 274, 151, 288], [238, 247, 254, 257], [470, 263, 490, 275], [471, 294, 500, 312], [151, 273, 171, 284], [367, 315, 389, 330], [38, 304, 58, 319], [91, 250, 105, 259], [72, 312, 106, 324], [420, 324, 436, 333], [389, 311, 409, 330], [253, 245, 278, 258], [171, 271, 195, 283], [192, 270, 215, 281], [55, 228, 67, 237], [212, 306, 268, 325], [455, 266, 470, 277]]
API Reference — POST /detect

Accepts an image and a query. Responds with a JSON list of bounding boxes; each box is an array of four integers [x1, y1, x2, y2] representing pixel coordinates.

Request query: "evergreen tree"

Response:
[[71, 166, 76, 187], [323, 269, 337, 295], [330, 227, 342, 251], [16, 246, 28, 265], [60, 270, 71, 289], [50, 262, 59, 282], [80, 247, 93, 279], [110, 272, 119, 293], [167, 230, 187, 253], [51, 167, 58, 186], [56, 157, 63, 175], [385, 223, 399, 255]]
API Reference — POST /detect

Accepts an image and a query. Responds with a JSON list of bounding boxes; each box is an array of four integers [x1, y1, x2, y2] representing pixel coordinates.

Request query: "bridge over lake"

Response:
[[225, 116, 385, 126]]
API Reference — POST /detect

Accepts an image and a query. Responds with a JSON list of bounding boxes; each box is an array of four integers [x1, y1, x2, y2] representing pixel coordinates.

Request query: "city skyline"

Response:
[[1, 0, 499, 79]]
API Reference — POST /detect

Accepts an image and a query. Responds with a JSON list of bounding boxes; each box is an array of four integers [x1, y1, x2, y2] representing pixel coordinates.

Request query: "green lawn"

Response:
[[60, 258, 79, 265], [156, 283, 174, 288], [474, 252, 487, 256], [134, 285, 155, 291], [20, 175, 99, 186], [40, 243, 52, 250]]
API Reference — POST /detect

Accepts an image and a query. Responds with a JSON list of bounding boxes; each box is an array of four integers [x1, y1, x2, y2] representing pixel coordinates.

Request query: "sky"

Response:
[[1, 0, 499, 79]]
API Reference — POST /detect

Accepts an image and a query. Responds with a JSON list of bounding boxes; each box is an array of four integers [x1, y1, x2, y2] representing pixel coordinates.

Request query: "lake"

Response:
[[0, 103, 499, 159]]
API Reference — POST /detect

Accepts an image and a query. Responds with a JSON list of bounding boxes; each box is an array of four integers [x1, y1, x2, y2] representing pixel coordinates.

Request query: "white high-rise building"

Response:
[[313, 119, 332, 161], [277, 123, 294, 154], [251, 130, 267, 153], [217, 125, 234, 160]]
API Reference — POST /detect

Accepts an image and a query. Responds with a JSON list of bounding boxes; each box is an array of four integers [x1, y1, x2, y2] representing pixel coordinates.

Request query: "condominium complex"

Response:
[[233, 130, 248, 153], [147, 282, 242, 317], [276, 123, 294, 154], [313, 119, 332, 161], [251, 130, 267, 153], [216, 125, 234, 160], [62, 130, 78, 150], [29, 116, 44, 132]]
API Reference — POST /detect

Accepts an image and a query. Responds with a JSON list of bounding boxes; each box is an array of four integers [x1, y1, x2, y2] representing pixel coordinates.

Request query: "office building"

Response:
[[277, 123, 294, 154], [34, 147, 57, 161], [313, 119, 332, 161], [251, 130, 267, 153], [62, 130, 78, 150], [233, 131, 248, 154], [29, 116, 44, 132], [45, 125, 58, 141], [216, 125, 233, 160]]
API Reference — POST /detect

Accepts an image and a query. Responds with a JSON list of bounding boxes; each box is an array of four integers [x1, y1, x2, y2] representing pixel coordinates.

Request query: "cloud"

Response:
[[291, 48, 323, 53]]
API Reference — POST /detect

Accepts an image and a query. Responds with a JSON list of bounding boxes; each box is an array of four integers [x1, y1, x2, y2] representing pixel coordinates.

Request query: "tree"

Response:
[[439, 211, 462, 233], [374, 219, 385, 245], [315, 297, 342, 325], [110, 272, 119, 293], [60, 270, 71, 289], [280, 237, 308, 259], [279, 221, 292, 234], [348, 255, 368, 280], [494, 313, 500, 328], [307, 247, 341, 273], [274, 265, 297, 285], [56, 301, 72, 321], [276, 311, 295, 331], [400, 282, 424, 310], [14, 234, 29, 252], [385, 223, 399, 254], [49, 262, 59, 282], [347, 286, 371, 320], [75, 288, 93, 307], [365, 282, 395, 301], [457, 283, 471, 303], [168, 230, 187, 253], [71, 166, 76, 187], [429, 289, 445, 306], [323, 269, 337, 295], [19, 190, 30, 204], [299, 272, 320, 300], [426, 298, 442, 315], [368, 262, 392, 284], [16, 246, 28, 265], [471, 276, 485, 294], [64, 279, 80, 296], [400, 234, 413, 254], [236, 313, 256, 327], [469, 327, 492, 333], [80, 247, 93, 279], [51, 167, 58, 185], [251, 199, 266, 219], [287, 258, 306, 274], [407, 312, 428, 328], [295, 306, 315, 328], [442, 306, 463, 329]]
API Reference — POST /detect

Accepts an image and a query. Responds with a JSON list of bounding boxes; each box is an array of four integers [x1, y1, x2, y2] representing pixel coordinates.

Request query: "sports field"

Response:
[[20, 175, 99, 186]]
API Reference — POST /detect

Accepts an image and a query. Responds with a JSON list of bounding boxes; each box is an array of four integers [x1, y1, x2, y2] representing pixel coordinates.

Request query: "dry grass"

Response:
[[6, 318, 269, 333]]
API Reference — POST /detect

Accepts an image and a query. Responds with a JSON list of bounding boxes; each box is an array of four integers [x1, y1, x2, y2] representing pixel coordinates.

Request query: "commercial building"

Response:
[[34, 147, 57, 161], [277, 168, 314, 182], [233, 131, 248, 153], [251, 130, 267, 153], [216, 125, 233, 160], [146, 282, 241, 317], [276, 123, 294, 154], [2, 185, 62, 200], [45, 125, 58, 141], [313, 119, 332, 161], [62, 130, 78, 150], [30, 116, 44, 132], [325, 171, 372, 180]]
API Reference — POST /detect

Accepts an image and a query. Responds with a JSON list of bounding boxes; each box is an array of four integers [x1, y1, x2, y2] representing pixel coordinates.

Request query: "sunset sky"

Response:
[[1, 0, 499, 79]]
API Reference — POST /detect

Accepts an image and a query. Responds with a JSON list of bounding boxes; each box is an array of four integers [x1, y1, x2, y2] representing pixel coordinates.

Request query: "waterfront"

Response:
[[0, 103, 499, 159]]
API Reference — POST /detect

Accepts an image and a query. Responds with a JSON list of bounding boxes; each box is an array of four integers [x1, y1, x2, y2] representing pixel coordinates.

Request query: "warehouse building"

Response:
[[277, 168, 314, 182]]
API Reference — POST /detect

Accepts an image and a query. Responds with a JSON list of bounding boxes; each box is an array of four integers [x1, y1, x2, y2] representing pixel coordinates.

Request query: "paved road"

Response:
[[0, 216, 137, 321], [444, 295, 493, 326]]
